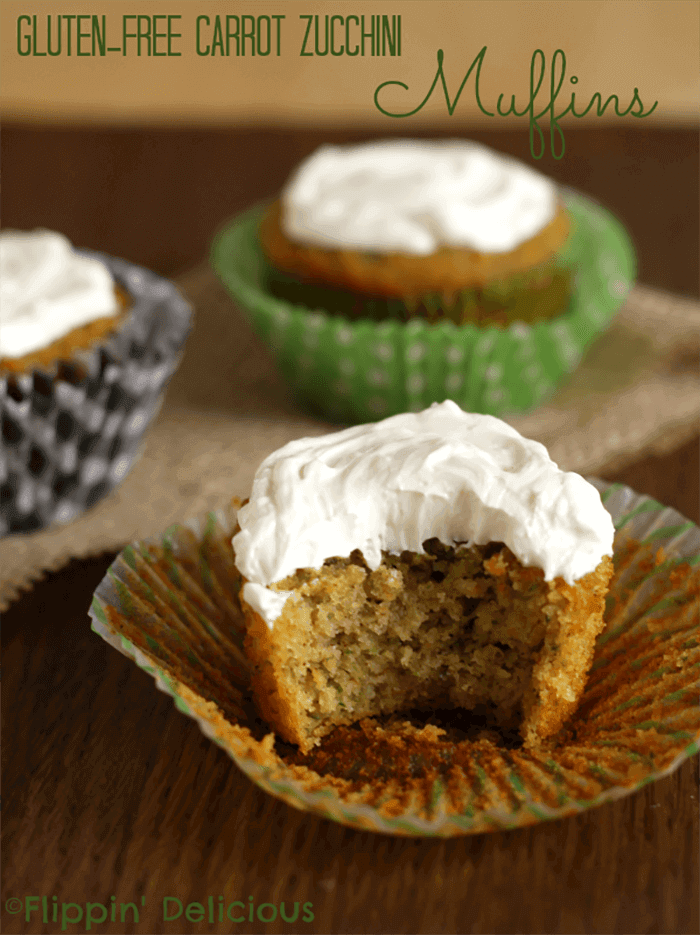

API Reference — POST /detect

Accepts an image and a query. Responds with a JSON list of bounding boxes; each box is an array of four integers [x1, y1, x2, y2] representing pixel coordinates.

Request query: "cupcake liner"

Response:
[[0, 254, 192, 535], [267, 256, 571, 326], [210, 190, 635, 423], [89, 481, 699, 837]]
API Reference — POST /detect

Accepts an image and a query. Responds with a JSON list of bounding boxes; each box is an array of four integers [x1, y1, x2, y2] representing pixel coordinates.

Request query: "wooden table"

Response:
[[2, 125, 699, 934]]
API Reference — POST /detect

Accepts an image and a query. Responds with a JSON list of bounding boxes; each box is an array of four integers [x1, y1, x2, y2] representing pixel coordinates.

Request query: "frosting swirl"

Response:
[[282, 139, 558, 255], [235, 401, 615, 626], [0, 229, 118, 359]]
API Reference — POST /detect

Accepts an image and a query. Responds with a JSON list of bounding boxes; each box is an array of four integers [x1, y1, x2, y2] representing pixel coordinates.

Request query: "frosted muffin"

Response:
[[0, 229, 191, 535], [212, 137, 634, 423], [0, 230, 130, 375], [235, 401, 614, 753], [259, 139, 572, 326]]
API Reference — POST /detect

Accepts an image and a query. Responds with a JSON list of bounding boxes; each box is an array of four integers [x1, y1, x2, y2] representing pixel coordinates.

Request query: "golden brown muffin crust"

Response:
[[259, 199, 571, 298], [0, 285, 130, 376]]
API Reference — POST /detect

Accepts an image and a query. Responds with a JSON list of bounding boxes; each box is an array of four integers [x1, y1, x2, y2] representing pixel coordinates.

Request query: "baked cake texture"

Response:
[[235, 402, 615, 753]]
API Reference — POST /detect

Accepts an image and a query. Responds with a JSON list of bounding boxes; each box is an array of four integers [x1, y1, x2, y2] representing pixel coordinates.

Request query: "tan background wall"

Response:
[[2, 0, 699, 125]]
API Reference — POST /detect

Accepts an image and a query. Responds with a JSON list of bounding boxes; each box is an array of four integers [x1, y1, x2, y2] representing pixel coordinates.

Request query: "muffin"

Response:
[[0, 229, 191, 535], [211, 139, 635, 423], [235, 400, 614, 754], [259, 139, 572, 327], [91, 472, 699, 835], [1, 230, 127, 374]]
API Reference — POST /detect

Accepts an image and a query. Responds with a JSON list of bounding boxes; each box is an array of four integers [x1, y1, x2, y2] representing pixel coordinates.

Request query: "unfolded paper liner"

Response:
[[210, 189, 636, 423], [0, 254, 192, 535], [89, 480, 699, 837]]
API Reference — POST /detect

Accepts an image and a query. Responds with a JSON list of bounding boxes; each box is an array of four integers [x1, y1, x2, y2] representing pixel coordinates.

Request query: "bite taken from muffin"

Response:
[[235, 401, 614, 754]]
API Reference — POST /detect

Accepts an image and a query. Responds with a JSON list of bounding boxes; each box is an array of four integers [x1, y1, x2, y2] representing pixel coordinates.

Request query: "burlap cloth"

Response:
[[1, 266, 698, 610]]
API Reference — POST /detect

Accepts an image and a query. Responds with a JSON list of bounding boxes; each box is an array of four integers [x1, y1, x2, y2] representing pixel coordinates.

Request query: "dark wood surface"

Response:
[[2, 124, 698, 297], [2, 124, 699, 935]]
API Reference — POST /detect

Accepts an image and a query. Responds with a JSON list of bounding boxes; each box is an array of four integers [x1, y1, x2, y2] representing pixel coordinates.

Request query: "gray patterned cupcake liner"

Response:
[[0, 253, 192, 535], [89, 481, 699, 837]]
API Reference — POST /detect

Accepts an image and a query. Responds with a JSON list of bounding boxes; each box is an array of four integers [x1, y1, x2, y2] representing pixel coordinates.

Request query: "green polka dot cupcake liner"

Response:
[[210, 190, 635, 423], [90, 481, 699, 837], [264, 256, 571, 326]]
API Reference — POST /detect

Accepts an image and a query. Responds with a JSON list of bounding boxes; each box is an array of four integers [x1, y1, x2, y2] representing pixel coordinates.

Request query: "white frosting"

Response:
[[0, 229, 118, 359], [235, 401, 614, 627], [243, 582, 297, 622], [282, 139, 557, 255]]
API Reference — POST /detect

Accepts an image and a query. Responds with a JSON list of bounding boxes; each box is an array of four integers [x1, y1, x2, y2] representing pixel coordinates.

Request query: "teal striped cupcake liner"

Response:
[[210, 191, 636, 423], [90, 481, 698, 837]]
